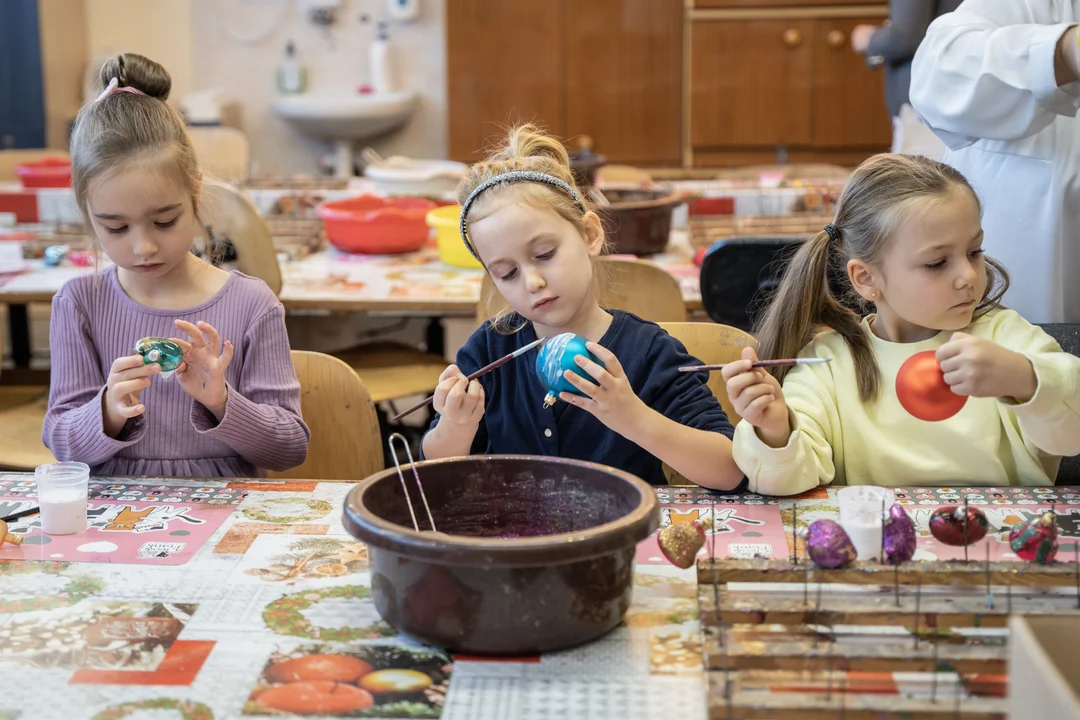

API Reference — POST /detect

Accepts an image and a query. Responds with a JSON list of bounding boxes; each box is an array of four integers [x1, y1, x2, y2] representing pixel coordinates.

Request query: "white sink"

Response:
[[272, 91, 418, 177]]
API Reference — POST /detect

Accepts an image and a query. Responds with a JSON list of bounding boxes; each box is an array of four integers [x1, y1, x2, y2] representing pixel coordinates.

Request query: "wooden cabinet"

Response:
[[690, 19, 814, 149], [811, 18, 892, 148], [447, 0, 682, 165], [446, 0, 891, 168], [447, 0, 565, 163], [688, 2, 891, 166]]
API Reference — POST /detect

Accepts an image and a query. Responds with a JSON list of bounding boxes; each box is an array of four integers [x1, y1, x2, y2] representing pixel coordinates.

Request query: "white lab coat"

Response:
[[910, 0, 1080, 323]]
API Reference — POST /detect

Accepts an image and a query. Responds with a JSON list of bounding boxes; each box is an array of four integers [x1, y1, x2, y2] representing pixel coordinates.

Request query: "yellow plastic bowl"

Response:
[[427, 204, 482, 269]]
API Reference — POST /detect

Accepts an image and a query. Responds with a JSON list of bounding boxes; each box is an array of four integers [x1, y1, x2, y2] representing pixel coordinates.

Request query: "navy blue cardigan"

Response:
[[427, 311, 735, 485]]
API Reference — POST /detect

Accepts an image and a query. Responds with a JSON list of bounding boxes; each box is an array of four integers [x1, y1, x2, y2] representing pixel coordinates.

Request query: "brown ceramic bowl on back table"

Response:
[[342, 455, 659, 655]]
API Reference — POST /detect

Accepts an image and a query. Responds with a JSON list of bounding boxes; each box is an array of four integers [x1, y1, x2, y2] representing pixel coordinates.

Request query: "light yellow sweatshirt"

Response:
[[733, 309, 1080, 496]]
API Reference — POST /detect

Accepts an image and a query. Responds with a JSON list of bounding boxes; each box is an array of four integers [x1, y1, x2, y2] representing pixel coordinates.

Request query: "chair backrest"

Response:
[[699, 236, 807, 330], [187, 126, 250, 182], [0, 149, 70, 183], [657, 321, 756, 425], [1036, 323, 1080, 485], [269, 351, 383, 482], [200, 179, 282, 295], [477, 256, 687, 324]]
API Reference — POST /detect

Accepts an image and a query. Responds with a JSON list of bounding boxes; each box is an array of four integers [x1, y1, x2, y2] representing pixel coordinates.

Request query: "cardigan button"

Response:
[[544, 429, 552, 438]]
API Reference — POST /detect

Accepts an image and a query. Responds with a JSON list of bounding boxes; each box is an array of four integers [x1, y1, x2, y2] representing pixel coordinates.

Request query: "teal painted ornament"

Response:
[[534, 333, 605, 408], [134, 337, 184, 378]]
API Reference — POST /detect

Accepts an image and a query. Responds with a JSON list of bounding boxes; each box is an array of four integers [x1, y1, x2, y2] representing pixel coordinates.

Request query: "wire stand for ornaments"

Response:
[[697, 516, 1080, 719]]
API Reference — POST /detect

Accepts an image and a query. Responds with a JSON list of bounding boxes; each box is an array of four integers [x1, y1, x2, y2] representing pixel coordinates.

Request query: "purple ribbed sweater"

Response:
[[43, 268, 310, 478]]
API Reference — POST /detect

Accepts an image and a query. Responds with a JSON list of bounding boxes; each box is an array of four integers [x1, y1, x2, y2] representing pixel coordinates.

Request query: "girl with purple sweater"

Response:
[[43, 53, 309, 477]]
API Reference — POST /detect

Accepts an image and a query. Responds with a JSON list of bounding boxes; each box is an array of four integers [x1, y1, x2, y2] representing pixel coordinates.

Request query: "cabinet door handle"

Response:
[[827, 30, 846, 48], [782, 28, 802, 48]]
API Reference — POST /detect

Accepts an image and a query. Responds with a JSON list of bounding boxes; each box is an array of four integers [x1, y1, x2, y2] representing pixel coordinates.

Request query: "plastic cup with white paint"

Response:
[[836, 486, 894, 561], [35, 461, 90, 535]]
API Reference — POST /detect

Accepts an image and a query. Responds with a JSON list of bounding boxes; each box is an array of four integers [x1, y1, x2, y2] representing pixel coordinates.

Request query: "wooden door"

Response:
[[0, 0, 46, 149], [562, 0, 683, 166], [447, 0, 564, 162], [810, 18, 892, 149], [690, 19, 813, 150]]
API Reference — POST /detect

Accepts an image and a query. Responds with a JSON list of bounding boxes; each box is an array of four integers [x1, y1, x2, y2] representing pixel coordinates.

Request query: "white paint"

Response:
[[40, 492, 88, 536], [76, 541, 118, 553]]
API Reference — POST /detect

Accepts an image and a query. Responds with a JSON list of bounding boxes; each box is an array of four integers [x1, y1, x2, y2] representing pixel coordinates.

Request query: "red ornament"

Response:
[[896, 350, 968, 422], [1009, 510, 1059, 563], [928, 505, 988, 546]]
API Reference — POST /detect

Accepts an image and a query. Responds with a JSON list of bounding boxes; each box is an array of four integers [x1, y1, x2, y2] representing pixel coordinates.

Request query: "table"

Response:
[[0, 240, 702, 371], [3, 477, 1077, 718], [0, 475, 714, 720]]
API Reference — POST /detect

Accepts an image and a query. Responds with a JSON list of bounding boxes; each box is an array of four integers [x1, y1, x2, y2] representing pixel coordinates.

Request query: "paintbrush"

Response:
[[390, 337, 547, 422], [0, 506, 40, 523], [677, 357, 832, 372]]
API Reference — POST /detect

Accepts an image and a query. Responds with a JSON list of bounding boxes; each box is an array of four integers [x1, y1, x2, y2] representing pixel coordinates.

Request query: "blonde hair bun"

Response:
[[99, 53, 171, 102]]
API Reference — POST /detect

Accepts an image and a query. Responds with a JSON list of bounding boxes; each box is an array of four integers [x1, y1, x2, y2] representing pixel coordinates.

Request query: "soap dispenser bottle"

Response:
[[369, 22, 395, 94], [277, 41, 307, 94]]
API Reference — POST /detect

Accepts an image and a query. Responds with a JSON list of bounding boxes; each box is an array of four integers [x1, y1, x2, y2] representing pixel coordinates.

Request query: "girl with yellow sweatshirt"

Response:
[[724, 154, 1080, 496]]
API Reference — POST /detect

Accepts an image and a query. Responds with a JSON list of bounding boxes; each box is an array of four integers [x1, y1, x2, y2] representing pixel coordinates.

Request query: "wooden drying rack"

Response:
[[697, 557, 1080, 719]]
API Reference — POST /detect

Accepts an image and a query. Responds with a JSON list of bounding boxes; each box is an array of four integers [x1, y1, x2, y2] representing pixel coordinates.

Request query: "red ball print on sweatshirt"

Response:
[[895, 350, 968, 422]]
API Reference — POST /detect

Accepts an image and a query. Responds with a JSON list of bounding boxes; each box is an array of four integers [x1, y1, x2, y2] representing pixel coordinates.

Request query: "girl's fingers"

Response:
[[198, 321, 222, 355], [114, 402, 146, 418], [743, 394, 777, 420], [168, 337, 193, 354], [738, 384, 776, 405], [219, 340, 235, 368], [720, 359, 754, 382], [584, 342, 624, 378], [563, 370, 597, 398], [726, 371, 762, 398], [174, 320, 206, 347], [113, 378, 151, 399], [574, 354, 612, 387], [110, 354, 147, 374], [111, 363, 160, 383]]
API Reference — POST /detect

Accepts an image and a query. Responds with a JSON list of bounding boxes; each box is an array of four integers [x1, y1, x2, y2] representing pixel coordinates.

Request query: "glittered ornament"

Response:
[[805, 519, 857, 569], [882, 503, 916, 563], [134, 337, 184, 378], [896, 350, 968, 422], [535, 333, 604, 408], [1009, 510, 1059, 564], [928, 505, 988, 546], [0, 520, 22, 548], [658, 521, 705, 569]]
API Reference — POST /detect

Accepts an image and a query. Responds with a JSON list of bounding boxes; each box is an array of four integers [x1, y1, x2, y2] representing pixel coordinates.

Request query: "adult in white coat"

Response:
[[910, 2, 1080, 323]]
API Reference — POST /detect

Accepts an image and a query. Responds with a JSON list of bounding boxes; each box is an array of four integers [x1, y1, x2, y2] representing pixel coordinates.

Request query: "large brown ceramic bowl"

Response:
[[342, 455, 659, 655]]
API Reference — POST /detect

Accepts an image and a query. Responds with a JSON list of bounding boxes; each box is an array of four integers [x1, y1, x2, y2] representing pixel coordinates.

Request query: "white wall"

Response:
[[190, 0, 448, 175]]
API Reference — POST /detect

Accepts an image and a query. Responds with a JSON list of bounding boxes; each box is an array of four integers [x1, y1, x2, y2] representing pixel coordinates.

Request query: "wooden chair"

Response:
[[0, 149, 69, 183], [0, 322, 54, 471], [334, 343, 447, 406], [656, 321, 756, 485], [187, 126, 250, 182], [658, 321, 757, 425], [1037, 323, 1080, 485], [200, 179, 282, 294], [269, 350, 383, 482], [477, 256, 687, 324]]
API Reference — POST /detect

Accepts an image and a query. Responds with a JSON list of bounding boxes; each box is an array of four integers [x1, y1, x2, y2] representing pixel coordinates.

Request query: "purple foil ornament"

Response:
[[806, 519, 857, 569], [882, 503, 916, 564]]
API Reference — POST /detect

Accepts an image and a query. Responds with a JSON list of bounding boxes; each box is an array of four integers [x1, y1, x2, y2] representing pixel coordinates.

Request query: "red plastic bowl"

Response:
[[316, 195, 436, 255], [15, 158, 72, 189]]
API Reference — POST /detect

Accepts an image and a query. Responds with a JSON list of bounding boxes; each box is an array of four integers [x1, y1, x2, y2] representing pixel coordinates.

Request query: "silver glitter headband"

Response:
[[458, 171, 586, 260]]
